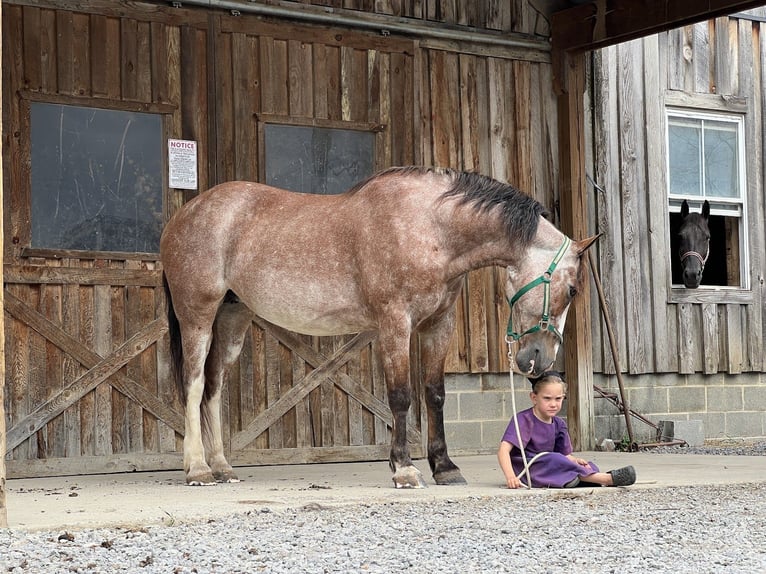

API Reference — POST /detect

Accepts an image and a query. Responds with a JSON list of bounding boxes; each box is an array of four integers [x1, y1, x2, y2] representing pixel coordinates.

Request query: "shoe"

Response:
[[609, 465, 636, 486], [563, 476, 581, 488]]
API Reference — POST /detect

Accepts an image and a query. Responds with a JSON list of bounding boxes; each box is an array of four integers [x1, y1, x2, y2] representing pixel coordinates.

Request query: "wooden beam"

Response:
[[552, 0, 766, 53], [556, 51, 595, 451], [0, 0, 6, 529]]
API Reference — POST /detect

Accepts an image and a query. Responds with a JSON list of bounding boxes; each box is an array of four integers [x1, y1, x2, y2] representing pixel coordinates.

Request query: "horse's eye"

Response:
[[569, 286, 578, 298]]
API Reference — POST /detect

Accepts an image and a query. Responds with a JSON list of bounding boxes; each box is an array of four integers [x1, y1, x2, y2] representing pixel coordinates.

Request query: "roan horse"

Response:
[[678, 199, 711, 288], [160, 166, 598, 488]]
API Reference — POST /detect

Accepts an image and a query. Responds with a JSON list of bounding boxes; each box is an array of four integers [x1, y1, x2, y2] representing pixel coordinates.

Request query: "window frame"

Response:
[[16, 91, 175, 261], [663, 93, 752, 303]]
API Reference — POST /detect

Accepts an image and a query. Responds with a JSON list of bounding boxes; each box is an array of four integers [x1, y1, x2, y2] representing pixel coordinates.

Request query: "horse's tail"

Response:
[[163, 272, 186, 403]]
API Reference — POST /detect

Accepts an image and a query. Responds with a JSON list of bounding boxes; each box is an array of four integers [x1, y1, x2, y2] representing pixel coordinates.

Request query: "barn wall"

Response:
[[588, 11, 766, 442]]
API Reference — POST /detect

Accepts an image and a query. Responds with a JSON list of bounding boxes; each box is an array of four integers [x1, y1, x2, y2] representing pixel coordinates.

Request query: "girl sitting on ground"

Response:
[[498, 371, 636, 489]]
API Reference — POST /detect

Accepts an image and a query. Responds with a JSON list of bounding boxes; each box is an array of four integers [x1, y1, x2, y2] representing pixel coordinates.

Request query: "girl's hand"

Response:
[[506, 475, 523, 489], [567, 454, 590, 467]]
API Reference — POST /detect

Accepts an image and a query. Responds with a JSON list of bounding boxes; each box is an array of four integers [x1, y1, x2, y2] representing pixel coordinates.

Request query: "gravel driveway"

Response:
[[3, 443, 765, 573]]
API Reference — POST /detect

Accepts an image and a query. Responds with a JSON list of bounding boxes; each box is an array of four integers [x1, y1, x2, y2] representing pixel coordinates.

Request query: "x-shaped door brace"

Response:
[[4, 290, 181, 451], [232, 317, 421, 451]]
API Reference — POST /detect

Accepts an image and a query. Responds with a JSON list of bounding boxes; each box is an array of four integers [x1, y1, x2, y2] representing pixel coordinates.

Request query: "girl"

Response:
[[498, 371, 636, 489]]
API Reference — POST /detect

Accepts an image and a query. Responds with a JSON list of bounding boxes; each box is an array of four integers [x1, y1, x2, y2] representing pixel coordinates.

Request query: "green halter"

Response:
[[506, 237, 572, 344]]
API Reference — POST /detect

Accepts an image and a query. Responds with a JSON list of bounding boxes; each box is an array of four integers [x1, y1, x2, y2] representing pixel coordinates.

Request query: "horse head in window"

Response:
[[679, 199, 710, 288]]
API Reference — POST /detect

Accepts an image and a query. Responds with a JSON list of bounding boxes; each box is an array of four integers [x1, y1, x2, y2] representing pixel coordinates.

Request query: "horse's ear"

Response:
[[681, 200, 690, 218], [702, 200, 710, 219], [573, 233, 601, 255]]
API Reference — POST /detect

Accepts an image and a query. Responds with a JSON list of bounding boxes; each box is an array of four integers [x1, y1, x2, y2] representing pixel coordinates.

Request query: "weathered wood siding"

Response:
[[588, 12, 766, 376]]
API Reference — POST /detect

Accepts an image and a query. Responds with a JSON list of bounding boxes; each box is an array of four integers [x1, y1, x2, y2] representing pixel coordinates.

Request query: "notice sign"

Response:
[[168, 139, 198, 190]]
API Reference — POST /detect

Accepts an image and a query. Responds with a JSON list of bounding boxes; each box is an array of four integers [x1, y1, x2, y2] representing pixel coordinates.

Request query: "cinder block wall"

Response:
[[442, 373, 539, 454], [442, 372, 766, 454], [594, 373, 766, 444]]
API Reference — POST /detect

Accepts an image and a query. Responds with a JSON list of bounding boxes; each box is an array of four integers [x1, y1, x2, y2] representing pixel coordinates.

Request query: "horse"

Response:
[[160, 166, 598, 488], [678, 199, 710, 288]]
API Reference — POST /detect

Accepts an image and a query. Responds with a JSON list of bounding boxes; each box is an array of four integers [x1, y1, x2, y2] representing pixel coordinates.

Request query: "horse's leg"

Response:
[[419, 307, 467, 485], [180, 326, 217, 486], [202, 296, 254, 483], [379, 322, 426, 489]]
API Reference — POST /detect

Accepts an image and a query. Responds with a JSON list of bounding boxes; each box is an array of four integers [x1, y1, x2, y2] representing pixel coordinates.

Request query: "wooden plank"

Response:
[[0, 0, 5, 524], [488, 57, 514, 183], [512, 59, 532, 194], [618, 40, 652, 373], [22, 6, 41, 90], [71, 12, 90, 96], [232, 444, 396, 467], [7, 453, 184, 480], [41, 260, 64, 458], [701, 303, 719, 374], [726, 304, 743, 373], [78, 261, 96, 457], [40, 8, 57, 92], [556, 51, 594, 450], [264, 329, 283, 449], [677, 303, 696, 374], [693, 21, 713, 93], [643, 37, 677, 373], [3, 265, 161, 286], [55, 9, 74, 94], [288, 38, 313, 116], [61, 260, 83, 458], [428, 49, 461, 167]]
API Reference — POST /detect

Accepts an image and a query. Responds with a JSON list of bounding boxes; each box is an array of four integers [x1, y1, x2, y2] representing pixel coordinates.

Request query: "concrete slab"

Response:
[[6, 451, 766, 531]]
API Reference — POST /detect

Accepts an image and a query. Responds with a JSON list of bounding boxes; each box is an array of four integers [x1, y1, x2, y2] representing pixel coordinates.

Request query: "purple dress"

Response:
[[501, 408, 600, 488]]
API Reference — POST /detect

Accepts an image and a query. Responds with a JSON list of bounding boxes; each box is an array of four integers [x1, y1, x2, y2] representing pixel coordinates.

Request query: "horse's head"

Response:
[[505, 233, 599, 378], [679, 199, 710, 289]]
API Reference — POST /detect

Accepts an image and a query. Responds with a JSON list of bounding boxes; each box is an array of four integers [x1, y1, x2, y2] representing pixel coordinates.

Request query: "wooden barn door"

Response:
[[2, 1, 210, 478], [212, 15, 422, 465]]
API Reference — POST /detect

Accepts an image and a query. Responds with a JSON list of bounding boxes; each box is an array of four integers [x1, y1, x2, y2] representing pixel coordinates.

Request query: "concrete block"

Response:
[[667, 386, 706, 413], [706, 386, 743, 412], [671, 420, 704, 446], [459, 391, 504, 420], [444, 421, 482, 451]]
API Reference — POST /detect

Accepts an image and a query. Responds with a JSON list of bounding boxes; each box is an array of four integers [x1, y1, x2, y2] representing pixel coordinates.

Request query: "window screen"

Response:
[[31, 102, 163, 252], [264, 124, 375, 195]]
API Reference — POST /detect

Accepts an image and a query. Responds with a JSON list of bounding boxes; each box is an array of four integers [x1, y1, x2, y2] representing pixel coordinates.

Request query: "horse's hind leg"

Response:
[[202, 295, 254, 483], [419, 307, 467, 485]]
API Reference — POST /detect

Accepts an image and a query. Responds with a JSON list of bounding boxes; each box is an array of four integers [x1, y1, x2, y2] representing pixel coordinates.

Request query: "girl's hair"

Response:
[[529, 370, 567, 394]]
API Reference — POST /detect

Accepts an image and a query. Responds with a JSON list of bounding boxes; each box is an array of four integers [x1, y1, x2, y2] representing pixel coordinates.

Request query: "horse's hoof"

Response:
[[433, 468, 468, 485], [214, 470, 241, 484], [392, 466, 427, 489], [186, 472, 217, 486]]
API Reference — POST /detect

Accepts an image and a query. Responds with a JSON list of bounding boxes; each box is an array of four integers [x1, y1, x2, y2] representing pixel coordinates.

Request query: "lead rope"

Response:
[[507, 342, 534, 488], [506, 334, 551, 489]]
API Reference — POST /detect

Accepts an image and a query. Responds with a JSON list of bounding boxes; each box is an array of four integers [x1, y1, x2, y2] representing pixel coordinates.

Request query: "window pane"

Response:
[[31, 103, 163, 252], [668, 117, 702, 196], [704, 120, 739, 198], [265, 124, 375, 195]]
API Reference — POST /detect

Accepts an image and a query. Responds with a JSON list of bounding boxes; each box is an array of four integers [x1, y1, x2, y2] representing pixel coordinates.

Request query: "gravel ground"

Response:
[[3, 442, 765, 574]]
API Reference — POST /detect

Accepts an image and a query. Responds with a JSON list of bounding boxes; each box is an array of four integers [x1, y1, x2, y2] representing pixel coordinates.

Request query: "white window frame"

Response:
[[665, 106, 749, 291]]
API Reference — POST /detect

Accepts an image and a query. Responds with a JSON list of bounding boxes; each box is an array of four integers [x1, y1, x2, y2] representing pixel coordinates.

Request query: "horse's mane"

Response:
[[348, 166, 547, 245]]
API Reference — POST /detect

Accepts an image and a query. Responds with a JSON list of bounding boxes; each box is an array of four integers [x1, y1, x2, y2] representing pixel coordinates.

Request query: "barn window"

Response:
[[259, 117, 379, 195], [30, 102, 163, 253], [666, 108, 748, 289]]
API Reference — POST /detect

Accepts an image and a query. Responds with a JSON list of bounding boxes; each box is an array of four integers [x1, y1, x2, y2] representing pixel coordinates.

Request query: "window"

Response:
[[666, 108, 748, 289], [261, 120, 377, 195], [30, 102, 163, 253]]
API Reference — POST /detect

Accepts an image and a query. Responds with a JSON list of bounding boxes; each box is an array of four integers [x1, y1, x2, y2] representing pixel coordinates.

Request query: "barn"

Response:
[[2, 0, 765, 503]]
